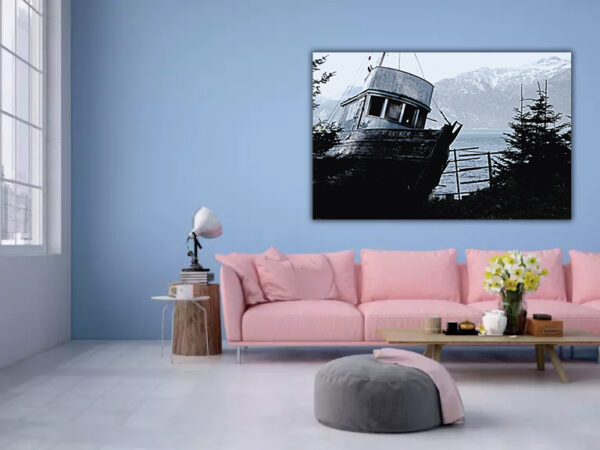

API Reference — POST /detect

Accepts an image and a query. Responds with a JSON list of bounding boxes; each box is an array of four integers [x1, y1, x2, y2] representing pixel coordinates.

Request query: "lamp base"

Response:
[[182, 263, 210, 272]]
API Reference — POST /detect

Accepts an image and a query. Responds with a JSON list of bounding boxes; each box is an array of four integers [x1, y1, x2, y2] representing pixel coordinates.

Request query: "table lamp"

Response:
[[183, 207, 223, 272]]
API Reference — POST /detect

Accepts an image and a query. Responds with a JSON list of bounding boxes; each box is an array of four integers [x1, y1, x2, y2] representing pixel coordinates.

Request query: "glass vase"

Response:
[[498, 287, 527, 335]]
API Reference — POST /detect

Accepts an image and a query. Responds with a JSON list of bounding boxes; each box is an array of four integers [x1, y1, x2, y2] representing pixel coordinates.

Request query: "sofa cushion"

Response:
[[465, 249, 567, 304], [360, 249, 460, 303], [470, 299, 600, 334], [242, 300, 363, 342], [255, 248, 339, 302], [287, 250, 357, 304], [569, 250, 600, 304], [359, 299, 482, 341], [215, 252, 266, 306]]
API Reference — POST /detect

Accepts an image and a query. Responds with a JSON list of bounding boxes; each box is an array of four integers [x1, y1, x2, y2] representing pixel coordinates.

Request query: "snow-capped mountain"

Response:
[[315, 57, 571, 129]]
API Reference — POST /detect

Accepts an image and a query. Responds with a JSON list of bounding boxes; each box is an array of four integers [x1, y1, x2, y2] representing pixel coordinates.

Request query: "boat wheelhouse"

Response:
[[337, 66, 433, 132]]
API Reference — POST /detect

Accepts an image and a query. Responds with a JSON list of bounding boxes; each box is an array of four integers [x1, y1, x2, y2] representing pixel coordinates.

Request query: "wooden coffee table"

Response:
[[378, 329, 600, 383]]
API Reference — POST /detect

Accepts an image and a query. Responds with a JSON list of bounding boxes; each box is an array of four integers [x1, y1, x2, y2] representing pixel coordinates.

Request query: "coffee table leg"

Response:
[[432, 345, 442, 362], [535, 345, 545, 371], [545, 345, 568, 383], [423, 344, 433, 358]]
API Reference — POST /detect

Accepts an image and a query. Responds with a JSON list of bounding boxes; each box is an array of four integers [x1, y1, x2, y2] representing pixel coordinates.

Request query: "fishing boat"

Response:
[[313, 52, 462, 219]]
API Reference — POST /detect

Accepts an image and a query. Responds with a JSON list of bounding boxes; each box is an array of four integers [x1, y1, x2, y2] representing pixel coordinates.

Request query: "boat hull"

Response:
[[313, 123, 462, 219]]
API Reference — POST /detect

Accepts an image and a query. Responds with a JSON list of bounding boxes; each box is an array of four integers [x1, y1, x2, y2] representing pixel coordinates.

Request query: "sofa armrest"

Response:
[[220, 265, 246, 342]]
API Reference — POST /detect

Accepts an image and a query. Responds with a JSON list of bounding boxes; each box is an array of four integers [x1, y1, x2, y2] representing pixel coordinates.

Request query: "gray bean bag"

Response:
[[314, 354, 442, 433]]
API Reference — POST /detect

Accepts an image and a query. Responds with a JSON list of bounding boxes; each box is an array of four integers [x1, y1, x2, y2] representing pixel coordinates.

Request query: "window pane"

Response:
[[2, 50, 15, 115], [385, 100, 403, 121], [401, 104, 417, 127], [368, 96, 385, 117], [30, 9, 41, 69], [15, 121, 29, 183], [16, 58, 29, 121], [1, 114, 15, 180], [30, 186, 41, 244], [1, 180, 16, 244], [16, 0, 29, 61], [30, 68, 40, 126], [2, 0, 16, 52], [14, 184, 31, 244], [30, 126, 41, 185]]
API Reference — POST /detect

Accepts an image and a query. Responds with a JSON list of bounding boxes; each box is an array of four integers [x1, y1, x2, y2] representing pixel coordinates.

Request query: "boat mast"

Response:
[[377, 52, 386, 67]]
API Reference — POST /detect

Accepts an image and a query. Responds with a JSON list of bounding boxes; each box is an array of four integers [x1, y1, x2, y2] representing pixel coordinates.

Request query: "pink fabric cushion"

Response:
[[470, 299, 600, 334], [570, 250, 600, 304], [242, 300, 363, 342], [255, 248, 339, 301], [215, 253, 266, 305], [465, 248, 567, 304], [360, 249, 460, 303], [359, 299, 482, 341]]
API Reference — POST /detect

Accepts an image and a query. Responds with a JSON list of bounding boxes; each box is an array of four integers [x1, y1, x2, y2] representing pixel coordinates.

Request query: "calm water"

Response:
[[434, 129, 510, 197]]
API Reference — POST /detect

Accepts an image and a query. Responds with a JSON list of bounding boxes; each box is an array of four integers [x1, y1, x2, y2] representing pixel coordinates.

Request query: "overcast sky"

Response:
[[314, 52, 571, 99]]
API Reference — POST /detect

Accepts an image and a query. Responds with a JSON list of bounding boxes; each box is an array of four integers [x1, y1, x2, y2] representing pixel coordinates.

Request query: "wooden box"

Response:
[[526, 318, 563, 337]]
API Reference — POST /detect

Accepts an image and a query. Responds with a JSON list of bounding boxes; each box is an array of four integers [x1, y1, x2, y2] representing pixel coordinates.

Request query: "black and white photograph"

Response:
[[313, 52, 572, 220]]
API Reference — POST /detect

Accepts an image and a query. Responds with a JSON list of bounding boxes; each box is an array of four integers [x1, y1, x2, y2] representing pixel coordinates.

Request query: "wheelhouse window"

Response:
[[1, 0, 44, 247], [384, 99, 403, 122], [367, 96, 385, 117], [401, 103, 417, 127]]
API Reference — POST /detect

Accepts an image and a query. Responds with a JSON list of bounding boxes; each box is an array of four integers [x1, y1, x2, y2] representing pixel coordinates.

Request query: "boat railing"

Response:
[[436, 147, 513, 200]]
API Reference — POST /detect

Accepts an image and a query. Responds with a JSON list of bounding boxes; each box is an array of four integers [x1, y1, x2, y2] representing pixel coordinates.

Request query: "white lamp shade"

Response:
[[189, 207, 223, 239]]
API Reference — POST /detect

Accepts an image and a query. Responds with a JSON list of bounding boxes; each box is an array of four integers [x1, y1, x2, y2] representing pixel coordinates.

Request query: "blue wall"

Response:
[[71, 0, 599, 338]]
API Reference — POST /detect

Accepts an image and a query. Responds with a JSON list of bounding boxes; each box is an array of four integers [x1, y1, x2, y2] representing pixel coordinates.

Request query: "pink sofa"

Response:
[[220, 262, 600, 349]]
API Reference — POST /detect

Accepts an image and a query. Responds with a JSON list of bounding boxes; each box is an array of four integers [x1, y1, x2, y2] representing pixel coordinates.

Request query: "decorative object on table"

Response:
[[179, 270, 214, 285], [184, 207, 223, 272], [483, 251, 548, 335], [444, 321, 477, 335], [533, 313, 552, 321], [169, 284, 194, 299], [526, 318, 564, 337], [169, 282, 211, 297], [446, 322, 458, 334], [459, 319, 475, 332], [424, 315, 442, 334], [481, 310, 508, 336]]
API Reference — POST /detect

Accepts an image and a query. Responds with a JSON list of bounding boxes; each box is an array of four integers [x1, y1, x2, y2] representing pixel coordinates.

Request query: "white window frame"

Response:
[[0, 0, 54, 257]]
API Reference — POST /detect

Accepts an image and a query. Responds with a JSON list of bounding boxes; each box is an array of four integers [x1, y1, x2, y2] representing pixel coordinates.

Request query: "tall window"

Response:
[[1, 0, 43, 247]]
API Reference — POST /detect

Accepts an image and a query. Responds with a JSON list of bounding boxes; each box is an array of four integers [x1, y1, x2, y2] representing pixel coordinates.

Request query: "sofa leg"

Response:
[[236, 347, 242, 364]]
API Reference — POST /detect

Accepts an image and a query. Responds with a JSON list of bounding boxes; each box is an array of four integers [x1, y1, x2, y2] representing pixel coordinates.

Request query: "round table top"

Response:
[[151, 296, 210, 302]]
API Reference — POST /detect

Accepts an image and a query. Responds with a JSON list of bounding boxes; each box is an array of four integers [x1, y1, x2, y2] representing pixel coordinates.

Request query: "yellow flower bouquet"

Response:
[[483, 251, 548, 335]]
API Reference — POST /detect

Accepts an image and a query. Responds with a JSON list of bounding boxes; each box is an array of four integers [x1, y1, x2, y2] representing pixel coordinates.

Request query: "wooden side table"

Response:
[[172, 284, 222, 356]]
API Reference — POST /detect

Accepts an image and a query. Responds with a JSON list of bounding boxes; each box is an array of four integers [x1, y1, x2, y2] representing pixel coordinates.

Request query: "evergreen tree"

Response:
[[312, 55, 341, 155], [496, 84, 571, 194], [312, 55, 335, 111]]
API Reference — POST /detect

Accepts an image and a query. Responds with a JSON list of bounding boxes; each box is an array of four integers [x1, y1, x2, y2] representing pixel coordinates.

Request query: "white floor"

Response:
[[0, 342, 599, 450]]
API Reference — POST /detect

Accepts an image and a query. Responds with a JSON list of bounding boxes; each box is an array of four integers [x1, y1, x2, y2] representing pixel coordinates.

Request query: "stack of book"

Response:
[[179, 270, 214, 285]]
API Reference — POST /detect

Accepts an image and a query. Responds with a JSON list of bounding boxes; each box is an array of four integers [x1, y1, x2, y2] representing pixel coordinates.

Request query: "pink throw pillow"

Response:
[[465, 248, 566, 303], [360, 249, 460, 303], [255, 248, 339, 301], [215, 253, 266, 305], [288, 250, 357, 304], [570, 250, 600, 304]]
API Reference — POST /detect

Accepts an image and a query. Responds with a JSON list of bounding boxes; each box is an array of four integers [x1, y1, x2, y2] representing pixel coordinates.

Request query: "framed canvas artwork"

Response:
[[312, 52, 572, 220]]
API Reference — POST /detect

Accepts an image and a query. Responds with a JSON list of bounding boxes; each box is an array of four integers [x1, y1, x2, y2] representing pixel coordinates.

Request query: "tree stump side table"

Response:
[[172, 284, 222, 356]]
